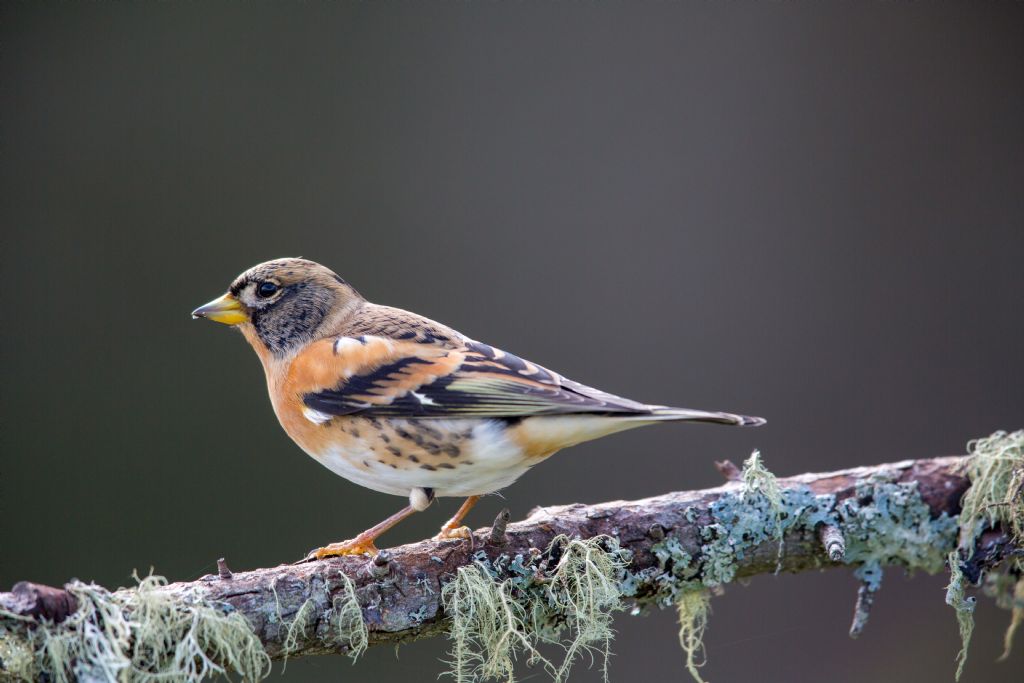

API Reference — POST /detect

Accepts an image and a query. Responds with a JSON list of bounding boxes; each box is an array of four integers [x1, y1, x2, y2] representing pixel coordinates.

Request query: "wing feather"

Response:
[[297, 336, 652, 419]]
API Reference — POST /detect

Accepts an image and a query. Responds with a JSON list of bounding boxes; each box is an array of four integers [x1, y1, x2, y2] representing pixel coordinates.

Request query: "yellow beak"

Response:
[[191, 293, 248, 325]]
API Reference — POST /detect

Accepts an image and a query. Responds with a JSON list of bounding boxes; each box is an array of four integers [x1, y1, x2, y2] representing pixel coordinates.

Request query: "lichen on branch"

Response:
[[1, 575, 270, 683], [2, 443, 1020, 683], [441, 535, 629, 683], [675, 590, 711, 683], [947, 429, 1024, 679]]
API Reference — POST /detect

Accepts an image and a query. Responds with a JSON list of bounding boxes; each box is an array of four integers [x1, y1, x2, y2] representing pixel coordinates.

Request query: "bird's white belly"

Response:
[[311, 419, 533, 498]]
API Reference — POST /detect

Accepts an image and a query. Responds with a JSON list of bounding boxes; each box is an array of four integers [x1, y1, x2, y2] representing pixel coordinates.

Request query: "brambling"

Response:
[[192, 258, 764, 559]]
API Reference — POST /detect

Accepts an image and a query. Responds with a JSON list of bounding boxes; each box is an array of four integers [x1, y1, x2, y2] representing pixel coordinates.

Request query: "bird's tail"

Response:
[[510, 405, 765, 456], [643, 406, 766, 427]]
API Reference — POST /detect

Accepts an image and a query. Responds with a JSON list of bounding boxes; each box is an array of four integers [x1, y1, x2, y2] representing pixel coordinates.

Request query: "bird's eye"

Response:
[[257, 282, 279, 298]]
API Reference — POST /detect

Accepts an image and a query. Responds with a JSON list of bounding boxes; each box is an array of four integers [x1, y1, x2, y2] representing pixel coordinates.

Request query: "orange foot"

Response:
[[305, 536, 379, 561], [434, 525, 473, 542]]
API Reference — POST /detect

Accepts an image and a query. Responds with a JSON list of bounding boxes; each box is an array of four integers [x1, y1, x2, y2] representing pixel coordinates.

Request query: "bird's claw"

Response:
[[301, 537, 379, 562], [434, 525, 474, 545]]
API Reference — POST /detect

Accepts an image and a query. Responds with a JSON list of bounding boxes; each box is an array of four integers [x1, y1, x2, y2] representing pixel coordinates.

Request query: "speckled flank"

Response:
[[289, 416, 532, 497], [285, 412, 663, 498]]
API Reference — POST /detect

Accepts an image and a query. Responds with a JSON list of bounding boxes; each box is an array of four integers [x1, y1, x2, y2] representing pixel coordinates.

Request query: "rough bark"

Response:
[[0, 456, 977, 661]]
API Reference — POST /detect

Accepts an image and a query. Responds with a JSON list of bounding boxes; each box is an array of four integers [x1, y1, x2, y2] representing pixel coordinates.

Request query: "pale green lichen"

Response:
[[280, 597, 316, 671], [546, 536, 627, 681], [0, 620, 36, 682], [443, 561, 549, 682], [407, 603, 432, 626], [279, 572, 367, 666], [5, 436, 1012, 683], [998, 579, 1024, 661], [960, 430, 1024, 559], [441, 535, 628, 683], [983, 572, 1024, 662], [741, 450, 783, 552], [1, 570, 368, 683], [839, 474, 959, 578], [22, 574, 270, 683], [945, 551, 976, 681], [329, 572, 368, 661], [633, 439, 1019, 683], [698, 480, 826, 587], [616, 460, 958, 679], [630, 536, 697, 608], [675, 590, 710, 683], [484, 466, 955, 683], [948, 430, 1024, 677], [839, 474, 959, 640]]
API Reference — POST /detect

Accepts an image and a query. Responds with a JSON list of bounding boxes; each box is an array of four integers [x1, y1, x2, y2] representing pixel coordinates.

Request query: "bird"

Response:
[[192, 258, 764, 560]]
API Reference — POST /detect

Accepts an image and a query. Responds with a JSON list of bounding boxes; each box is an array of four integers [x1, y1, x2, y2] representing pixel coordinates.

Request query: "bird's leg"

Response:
[[434, 495, 481, 541], [306, 504, 418, 560]]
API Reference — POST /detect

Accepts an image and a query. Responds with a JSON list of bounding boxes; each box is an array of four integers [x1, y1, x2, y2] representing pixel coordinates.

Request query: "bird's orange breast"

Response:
[[261, 335, 461, 458]]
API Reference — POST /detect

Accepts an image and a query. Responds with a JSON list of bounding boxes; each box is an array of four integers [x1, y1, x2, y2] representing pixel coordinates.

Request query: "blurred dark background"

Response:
[[2, 2, 1022, 681]]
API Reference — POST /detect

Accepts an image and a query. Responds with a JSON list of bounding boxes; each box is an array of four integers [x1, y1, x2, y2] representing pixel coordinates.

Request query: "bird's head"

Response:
[[192, 258, 363, 357]]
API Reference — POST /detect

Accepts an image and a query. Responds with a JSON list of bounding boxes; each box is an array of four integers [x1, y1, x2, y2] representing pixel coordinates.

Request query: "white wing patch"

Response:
[[302, 407, 334, 425], [410, 391, 437, 406], [333, 336, 366, 353]]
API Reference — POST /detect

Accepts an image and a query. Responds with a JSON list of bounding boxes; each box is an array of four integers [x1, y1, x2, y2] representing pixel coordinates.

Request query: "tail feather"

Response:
[[645, 406, 766, 427]]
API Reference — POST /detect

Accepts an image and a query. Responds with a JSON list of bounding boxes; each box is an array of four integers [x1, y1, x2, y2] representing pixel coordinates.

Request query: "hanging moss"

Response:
[[546, 536, 627, 682], [329, 572, 368, 661], [442, 561, 549, 683], [277, 571, 366, 667], [70, 439, 1000, 683], [280, 597, 316, 670], [616, 453, 959, 680], [4, 434, 1018, 682], [440, 535, 629, 683], [960, 430, 1024, 560], [675, 590, 711, 683], [945, 552, 977, 681], [12, 575, 270, 683], [741, 451, 783, 539], [949, 429, 1024, 677], [982, 571, 1024, 662], [0, 616, 35, 682], [0, 568, 370, 683], [997, 579, 1024, 662]]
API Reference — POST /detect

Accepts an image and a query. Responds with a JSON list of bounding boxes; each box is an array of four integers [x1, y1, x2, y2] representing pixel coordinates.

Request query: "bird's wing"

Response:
[[291, 334, 653, 420]]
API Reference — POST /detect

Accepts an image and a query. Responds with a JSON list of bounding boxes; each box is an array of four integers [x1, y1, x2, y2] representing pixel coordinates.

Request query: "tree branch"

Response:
[[2, 454, 983, 669]]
